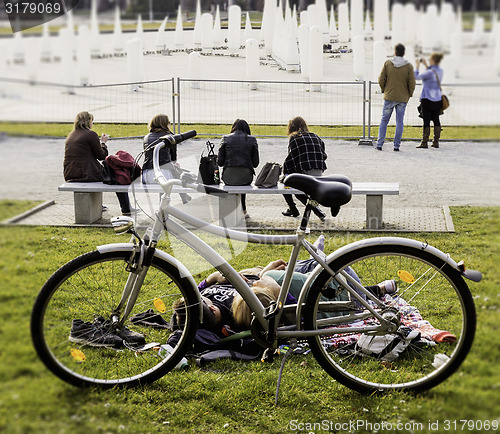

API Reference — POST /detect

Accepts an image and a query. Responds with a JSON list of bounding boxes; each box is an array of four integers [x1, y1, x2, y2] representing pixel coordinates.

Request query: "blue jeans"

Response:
[[377, 100, 408, 149]]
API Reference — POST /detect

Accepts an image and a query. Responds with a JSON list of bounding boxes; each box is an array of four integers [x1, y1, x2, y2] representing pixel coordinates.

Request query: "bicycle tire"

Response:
[[31, 249, 200, 387], [303, 244, 476, 393]]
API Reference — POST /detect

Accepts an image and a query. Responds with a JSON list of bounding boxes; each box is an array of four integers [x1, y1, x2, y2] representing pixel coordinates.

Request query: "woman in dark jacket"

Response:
[[218, 119, 259, 218], [141, 114, 190, 203], [282, 116, 327, 221], [63, 111, 131, 215]]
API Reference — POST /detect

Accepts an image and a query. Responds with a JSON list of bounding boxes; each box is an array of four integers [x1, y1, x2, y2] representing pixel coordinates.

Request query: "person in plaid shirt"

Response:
[[282, 116, 327, 220]]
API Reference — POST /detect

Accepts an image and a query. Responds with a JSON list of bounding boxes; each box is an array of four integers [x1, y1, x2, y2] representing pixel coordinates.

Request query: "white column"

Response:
[[112, 6, 124, 55], [494, 26, 500, 75], [59, 27, 77, 92], [450, 32, 463, 78], [155, 17, 168, 51], [245, 38, 260, 89], [244, 12, 253, 43], [127, 38, 143, 91], [298, 24, 310, 81], [228, 5, 242, 54], [213, 5, 223, 47], [338, 2, 350, 43], [90, 0, 101, 57], [174, 6, 185, 49], [188, 51, 201, 88], [391, 3, 404, 48], [193, 0, 202, 47], [77, 25, 92, 85], [373, 40, 386, 86], [352, 35, 365, 80], [201, 13, 214, 53], [309, 25, 323, 91], [403, 3, 417, 47], [350, 0, 364, 40], [329, 5, 338, 40], [373, 0, 389, 42], [40, 22, 52, 61]]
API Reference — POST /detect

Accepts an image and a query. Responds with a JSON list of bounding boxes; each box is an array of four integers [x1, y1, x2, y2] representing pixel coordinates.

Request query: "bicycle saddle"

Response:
[[283, 174, 352, 217]]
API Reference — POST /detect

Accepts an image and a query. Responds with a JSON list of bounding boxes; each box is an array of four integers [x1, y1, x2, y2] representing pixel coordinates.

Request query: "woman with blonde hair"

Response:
[[63, 111, 132, 215], [415, 52, 444, 149]]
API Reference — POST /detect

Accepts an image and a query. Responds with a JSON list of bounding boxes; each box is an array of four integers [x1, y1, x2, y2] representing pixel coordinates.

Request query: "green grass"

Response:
[[2, 122, 500, 140], [0, 204, 499, 432]]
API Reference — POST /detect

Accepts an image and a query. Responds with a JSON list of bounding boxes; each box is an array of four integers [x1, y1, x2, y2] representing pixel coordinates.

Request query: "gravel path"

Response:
[[1, 135, 498, 209]]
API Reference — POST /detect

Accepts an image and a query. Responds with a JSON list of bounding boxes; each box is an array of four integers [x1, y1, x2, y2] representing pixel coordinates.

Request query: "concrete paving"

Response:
[[1, 134, 498, 232]]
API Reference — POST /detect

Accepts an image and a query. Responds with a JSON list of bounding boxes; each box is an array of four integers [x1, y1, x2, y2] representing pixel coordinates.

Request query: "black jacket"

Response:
[[217, 130, 259, 174], [142, 131, 177, 172]]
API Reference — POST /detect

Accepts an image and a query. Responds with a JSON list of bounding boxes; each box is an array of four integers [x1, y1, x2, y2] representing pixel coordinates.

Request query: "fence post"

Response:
[[358, 80, 373, 145], [176, 77, 181, 135], [171, 78, 177, 134]]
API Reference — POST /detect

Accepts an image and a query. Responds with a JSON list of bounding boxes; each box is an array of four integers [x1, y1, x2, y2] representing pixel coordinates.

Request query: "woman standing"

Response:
[[141, 114, 191, 204], [281, 116, 327, 221], [415, 53, 444, 149], [63, 111, 132, 215], [218, 119, 259, 219]]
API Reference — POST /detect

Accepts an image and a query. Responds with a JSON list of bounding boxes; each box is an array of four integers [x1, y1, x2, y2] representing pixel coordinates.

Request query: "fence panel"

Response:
[[177, 79, 365, 138], [368, 81, 500, 141], [0, 78, 175, 124]]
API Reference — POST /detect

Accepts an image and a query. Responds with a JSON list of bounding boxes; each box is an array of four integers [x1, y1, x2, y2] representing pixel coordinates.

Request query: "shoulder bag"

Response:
[[198, 140, 220, 185], [254, 162, 282, 188], [432, 69, 450, 113]]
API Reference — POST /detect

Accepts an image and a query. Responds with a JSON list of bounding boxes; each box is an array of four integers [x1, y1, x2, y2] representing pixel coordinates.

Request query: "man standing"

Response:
[[376, 43, 416, 151]]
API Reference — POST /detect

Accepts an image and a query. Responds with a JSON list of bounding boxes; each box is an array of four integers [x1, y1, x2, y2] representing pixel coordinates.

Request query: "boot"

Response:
[[416, 127, 430, 148], [432, 126, 441, 148]]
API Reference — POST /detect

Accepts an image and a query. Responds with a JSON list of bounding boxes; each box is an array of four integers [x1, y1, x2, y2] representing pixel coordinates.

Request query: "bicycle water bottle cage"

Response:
[[283, 174, 352, 216]]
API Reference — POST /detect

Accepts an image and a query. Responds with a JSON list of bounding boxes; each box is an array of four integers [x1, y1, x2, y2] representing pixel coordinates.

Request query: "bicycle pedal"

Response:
[[263, 301, 282, 320]]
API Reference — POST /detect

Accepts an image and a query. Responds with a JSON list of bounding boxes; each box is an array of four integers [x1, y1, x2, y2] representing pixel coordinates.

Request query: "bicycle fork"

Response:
[[112, 238, 157, 326]]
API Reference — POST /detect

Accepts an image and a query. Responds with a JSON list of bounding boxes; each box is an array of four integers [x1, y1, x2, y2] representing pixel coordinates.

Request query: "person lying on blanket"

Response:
[[171, 236, 396, 335]]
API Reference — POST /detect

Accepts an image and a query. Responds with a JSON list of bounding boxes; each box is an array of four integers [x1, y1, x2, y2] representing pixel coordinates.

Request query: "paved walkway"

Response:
[[1, 135, 499, 231]]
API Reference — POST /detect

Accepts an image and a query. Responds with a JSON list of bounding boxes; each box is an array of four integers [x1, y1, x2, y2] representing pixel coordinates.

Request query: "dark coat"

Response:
[[63, 128, 108, 182], [217, 130, 259, 174], [142, 131, 176, 172]]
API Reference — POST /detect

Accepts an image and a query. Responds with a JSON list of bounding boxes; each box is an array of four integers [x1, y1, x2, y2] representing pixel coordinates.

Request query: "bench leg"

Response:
[[218, 194, 244, 227], [366, 195, 383, 229], [74, 192, 103, 224]]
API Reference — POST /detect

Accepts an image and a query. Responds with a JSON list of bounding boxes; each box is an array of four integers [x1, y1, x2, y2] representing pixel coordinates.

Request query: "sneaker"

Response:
[[94, 316, 146, 346], [375, 147, 383, 151], [378, 279, 397, 295], [393, 148, 400, 152], [282, 208, 299, 217], [130, 309, 170, 329], [243, 210, 251, 219], [102, 205, 108, 212], [69, 319, 123, 347]]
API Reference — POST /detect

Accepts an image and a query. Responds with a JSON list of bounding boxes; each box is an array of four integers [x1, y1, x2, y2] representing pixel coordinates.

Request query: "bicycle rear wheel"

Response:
[[31, 249, 199, 387], [304, 244, 476, 393]]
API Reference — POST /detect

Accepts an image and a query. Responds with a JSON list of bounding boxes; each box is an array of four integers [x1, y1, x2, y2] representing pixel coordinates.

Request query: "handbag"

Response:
[[254, 162, 282, 188], [198, 140, 219, 185], [432, 69, 449, 113], [101, 160, 117, 185]]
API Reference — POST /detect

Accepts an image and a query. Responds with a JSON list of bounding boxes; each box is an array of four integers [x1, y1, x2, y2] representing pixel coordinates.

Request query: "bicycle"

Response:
[[31, 130, 480, 394]]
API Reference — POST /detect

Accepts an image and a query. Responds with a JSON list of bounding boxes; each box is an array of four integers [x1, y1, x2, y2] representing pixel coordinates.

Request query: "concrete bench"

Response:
[[58, 181, 399, 229]]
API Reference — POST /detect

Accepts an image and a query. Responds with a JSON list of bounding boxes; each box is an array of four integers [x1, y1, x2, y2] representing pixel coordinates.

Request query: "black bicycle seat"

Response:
[[283, 174, 352, 216]]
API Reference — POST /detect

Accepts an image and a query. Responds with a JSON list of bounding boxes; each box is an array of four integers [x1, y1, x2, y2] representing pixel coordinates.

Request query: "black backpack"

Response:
[[168, 328, 263, 366]]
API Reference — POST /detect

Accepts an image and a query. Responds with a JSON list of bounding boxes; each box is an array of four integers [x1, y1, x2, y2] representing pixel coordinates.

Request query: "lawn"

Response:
[[1, 122, 500, 141], [0, 204, 499, 433]]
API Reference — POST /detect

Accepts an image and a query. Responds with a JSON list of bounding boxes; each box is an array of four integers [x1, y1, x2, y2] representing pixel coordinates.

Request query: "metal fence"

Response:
[[1, 77, 499, 140]]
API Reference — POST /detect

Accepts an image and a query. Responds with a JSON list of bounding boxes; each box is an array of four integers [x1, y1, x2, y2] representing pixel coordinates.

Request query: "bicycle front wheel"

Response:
[[31, 249, 200, 387], [304, 244, 476, 393]]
